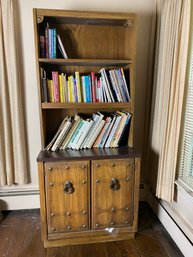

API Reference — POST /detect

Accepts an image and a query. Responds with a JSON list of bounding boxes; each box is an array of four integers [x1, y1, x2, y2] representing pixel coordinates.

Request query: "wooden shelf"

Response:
[[41, 102, 132, 111], [39, 58, 133, 66], [37, 146, 141, 162]]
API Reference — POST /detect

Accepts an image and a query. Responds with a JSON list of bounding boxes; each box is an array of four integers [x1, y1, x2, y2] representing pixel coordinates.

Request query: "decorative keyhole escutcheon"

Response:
[[110, 178, 120, 190], [64, 180, 74, 194]]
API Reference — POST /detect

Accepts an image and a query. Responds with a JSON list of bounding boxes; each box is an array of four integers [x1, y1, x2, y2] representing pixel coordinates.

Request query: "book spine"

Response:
[[68, 120, 84, 148], [47, 79, 54, 103], [105, 115, 121, 148], [39, 35, 45, 58], [121, 68, 131, 101], [91, 72, 96, 102], [85, 76, 91, 102], [81, 76, 86, 102], [52, 28, 57, 58], [59, 74, 64, 102], [87, 120, 105, 148], [75, 71, 82, 103], [51, 120, 72, 151], [48, 28, 52, 58], [52, 71, 60, 103], [45, 24, 49, 58]]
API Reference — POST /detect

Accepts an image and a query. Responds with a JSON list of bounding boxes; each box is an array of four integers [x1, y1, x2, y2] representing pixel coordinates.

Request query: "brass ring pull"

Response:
[[64, 180, 74, 194], [110, 178, 120, 190]]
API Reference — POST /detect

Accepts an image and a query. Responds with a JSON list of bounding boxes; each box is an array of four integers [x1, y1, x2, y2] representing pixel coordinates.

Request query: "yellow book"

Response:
[[59, 74, 64, 102], [47, 79, 54, 103], [68, 76, 73, 102], [75, 71, 82, 102]]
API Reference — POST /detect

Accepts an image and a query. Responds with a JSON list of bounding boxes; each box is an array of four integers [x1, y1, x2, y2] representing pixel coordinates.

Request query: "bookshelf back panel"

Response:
[[39, 23, 135, 59]]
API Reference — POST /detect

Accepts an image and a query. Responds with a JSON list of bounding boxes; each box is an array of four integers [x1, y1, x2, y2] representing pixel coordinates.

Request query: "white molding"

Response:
[[0, 190, 40, 210], [147, 189, 193, 257]]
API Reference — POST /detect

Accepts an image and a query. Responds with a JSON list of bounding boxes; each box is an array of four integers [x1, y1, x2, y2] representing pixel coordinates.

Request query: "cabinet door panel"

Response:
[[45, 161, 90, 234], [92, 159, 134, 230]]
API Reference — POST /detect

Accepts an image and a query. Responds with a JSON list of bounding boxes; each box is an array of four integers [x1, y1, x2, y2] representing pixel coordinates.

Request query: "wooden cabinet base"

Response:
[[44, 232, 136, 248], [37, 148, 140, 248]]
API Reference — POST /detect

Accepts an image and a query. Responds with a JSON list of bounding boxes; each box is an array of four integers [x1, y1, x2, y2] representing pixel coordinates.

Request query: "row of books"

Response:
[[40, 23, 68, 59], [45, 111, 131, 151], [41, 67, 130, 103]]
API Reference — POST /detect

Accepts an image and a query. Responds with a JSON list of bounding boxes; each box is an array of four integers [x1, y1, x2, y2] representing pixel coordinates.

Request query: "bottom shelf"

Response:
[[37, 145, 141, 162]]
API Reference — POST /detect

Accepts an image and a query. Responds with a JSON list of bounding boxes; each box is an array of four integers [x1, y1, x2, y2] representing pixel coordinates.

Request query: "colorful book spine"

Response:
[[52, 28, 57, 58], [75, 71, 82, 102], [91, 72, 96, 102], [47, 79, 54, 103], [52, 71, 60, 103], [59, 74, 64, 102], [48, 28, 52, 58], [45, 23, 49, 58], [84, 75, 91, 102]]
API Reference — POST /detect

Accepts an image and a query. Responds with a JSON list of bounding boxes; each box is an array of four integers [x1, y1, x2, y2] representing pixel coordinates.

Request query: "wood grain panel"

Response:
[[92, 159, 134, 229], [45, 161, 90, 234]]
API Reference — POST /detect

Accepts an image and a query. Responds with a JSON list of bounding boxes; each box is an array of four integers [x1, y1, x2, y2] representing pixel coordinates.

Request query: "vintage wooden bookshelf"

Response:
[[34, 8, 140, 248]]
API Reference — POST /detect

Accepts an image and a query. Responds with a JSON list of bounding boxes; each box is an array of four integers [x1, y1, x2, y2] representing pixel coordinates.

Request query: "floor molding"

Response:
[[0, 190, 40, 210], [147, 189, 193, 257]]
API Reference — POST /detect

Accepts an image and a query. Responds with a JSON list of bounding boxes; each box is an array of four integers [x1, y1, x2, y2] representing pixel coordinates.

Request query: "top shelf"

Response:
[[39, 58, 133, 66]]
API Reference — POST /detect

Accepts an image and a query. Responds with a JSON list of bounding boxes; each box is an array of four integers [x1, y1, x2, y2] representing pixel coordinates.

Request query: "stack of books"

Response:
[[45, 111, 131, 151], [39, 23, 68, 59], [41, 67, 130, 103]]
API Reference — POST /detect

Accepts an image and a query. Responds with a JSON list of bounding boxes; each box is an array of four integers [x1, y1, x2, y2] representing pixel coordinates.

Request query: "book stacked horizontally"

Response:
[[45, 111, 131, 151], [40, 67, 130, 103]]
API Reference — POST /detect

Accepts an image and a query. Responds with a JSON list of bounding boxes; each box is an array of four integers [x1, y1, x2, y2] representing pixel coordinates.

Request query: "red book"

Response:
[[91, 72, 96, 102], [52, 71, 60, 103]]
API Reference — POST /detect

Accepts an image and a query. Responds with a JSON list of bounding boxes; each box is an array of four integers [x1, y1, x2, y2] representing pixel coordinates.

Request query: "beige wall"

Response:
[[0, 0, 154, 208]]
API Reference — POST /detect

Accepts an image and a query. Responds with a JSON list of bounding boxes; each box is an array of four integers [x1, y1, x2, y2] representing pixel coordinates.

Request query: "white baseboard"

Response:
[[0, 190, 40, 210], [147, 189, 193, 257]]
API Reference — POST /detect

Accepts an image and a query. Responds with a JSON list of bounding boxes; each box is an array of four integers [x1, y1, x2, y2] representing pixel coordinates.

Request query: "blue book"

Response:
[[48, 28, 52, 58], [84, 75, 91, 102], [52, 28, 57, 58]]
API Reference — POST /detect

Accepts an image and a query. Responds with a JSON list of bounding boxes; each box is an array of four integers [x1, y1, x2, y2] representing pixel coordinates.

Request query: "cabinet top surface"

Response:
[[34, 9, 136, 26], [37, 146, 141, 162]]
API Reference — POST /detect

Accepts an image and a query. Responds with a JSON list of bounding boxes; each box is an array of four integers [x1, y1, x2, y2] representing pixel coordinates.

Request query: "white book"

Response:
[[100, 115, 116, 148], [71, 120, 87, 149], [110, 112, 127, 147], [115, 113, 131, 147], [102, 68, 115, 102], [45, 116, 68, 150], [105, 115, 122, 148], [93, 117, 111, 147], [99, 69, 111, 102], [121, 68, 131, 101], [109, 70, 121, 102], [85, 112, 104, 148], [68, 119, 84, 148], [51, 119, 72, 151], [87, 119, 106, 148], [60, 116, 81, 149], [82, 113, 100, 149], [75, 120, 94, 150], [57, 34, 68, 59]]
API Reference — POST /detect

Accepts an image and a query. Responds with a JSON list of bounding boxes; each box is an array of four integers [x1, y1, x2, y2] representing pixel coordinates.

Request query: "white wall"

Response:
[[0, 0, 154, 209]]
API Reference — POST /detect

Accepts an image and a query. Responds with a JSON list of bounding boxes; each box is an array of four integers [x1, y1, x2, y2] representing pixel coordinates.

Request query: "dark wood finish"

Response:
[[37, 146, 141, 162], [38, 162, 47, 241], [0, 204, 183, 257]]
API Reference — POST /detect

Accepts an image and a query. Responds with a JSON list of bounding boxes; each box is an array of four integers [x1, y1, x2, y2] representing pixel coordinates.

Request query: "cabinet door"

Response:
[[45, 161, 90, 234], [92, 159, 134, 230]]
